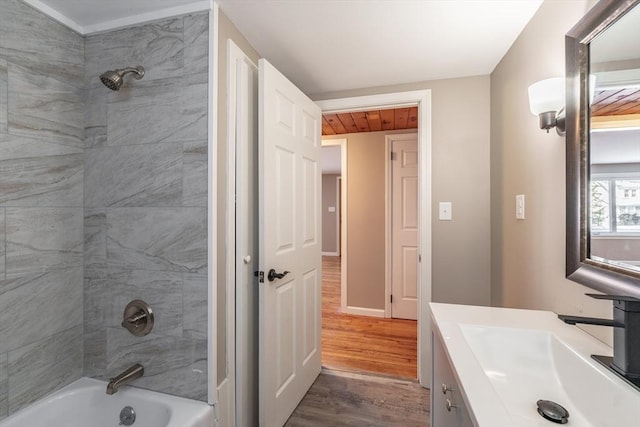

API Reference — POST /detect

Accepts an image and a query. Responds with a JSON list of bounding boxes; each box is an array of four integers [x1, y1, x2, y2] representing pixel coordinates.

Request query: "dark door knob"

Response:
[[267, 269, 290, 282]]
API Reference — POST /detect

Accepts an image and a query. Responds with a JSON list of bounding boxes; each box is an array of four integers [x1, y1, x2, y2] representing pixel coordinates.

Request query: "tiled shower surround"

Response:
[[0, 0, 209, 418]]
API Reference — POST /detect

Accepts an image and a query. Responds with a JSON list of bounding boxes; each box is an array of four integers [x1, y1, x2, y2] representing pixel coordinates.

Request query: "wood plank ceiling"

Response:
[[591, 88, 640, 116], [590, 88, 640, 129], [322, 107, 418, 135], [321, 89, 639, 133]]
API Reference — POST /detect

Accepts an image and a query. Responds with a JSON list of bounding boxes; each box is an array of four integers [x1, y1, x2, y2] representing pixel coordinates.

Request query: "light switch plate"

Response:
[[328, 206, 336, 212], [516, 194, 525, 220], [439, 202, 452, 221]]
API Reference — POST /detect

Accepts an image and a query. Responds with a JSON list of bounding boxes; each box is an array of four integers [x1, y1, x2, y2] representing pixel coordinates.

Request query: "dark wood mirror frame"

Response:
[[566, 0, 640, 298]]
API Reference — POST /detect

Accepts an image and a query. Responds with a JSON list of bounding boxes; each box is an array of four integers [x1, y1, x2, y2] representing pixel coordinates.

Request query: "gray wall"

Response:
[[322, 174, 340, 254], [83, 13, 210, 400], [490, 0, 613, 344], [344, 131, 385, 309], [0, 0, 84, 418], [314, 76, 492, 308]]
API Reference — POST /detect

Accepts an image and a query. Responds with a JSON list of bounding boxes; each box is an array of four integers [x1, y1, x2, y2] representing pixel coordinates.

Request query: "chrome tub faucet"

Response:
[[106, 364, 144, 395]]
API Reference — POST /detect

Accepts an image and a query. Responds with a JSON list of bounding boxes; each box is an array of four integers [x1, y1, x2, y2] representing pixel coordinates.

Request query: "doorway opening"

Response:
[[320, 130, 419, 380], [317, 90, 431, 386]]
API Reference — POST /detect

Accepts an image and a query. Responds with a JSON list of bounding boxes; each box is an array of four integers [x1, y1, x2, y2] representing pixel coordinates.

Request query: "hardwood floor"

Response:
[[285, 369, 430, 426], [321, 256, 418, 379]]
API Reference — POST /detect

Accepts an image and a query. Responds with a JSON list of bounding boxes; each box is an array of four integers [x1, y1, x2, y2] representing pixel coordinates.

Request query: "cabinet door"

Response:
[[432, 333, 475, 427]]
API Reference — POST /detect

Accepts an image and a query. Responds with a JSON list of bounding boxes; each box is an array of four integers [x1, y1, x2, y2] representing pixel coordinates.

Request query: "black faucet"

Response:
[[558, 293, 640, 390]]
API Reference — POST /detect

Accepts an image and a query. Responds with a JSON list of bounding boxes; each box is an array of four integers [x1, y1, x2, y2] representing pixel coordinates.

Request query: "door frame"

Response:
[[321, 138, 347, 311], [336, 176, 342, 258], [317, 91, 432, 387], [334, 176, 341, 257], [208, 1, 219, 408], [225, 39, 259, 426], [384, 132, 419, 319], [320, 145, 342, 257]]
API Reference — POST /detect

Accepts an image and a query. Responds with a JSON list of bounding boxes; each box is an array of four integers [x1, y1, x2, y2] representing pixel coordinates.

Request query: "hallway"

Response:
[[321, 256, 418, 379]]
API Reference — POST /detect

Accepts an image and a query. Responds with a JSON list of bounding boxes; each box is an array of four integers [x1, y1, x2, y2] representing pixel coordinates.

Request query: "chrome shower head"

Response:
[[99, 66, 145, 91]]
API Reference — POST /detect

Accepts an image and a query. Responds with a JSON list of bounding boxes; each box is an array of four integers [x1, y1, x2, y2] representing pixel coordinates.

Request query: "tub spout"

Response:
[[106, 364, 144, 395]]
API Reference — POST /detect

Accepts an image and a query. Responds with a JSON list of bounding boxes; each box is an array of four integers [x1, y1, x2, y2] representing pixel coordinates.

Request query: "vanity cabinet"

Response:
[[432, 332, 475, 427]]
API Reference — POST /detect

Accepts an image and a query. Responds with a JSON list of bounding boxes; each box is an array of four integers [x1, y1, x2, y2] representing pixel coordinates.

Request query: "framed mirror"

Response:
[[566, 0, 640, 297]]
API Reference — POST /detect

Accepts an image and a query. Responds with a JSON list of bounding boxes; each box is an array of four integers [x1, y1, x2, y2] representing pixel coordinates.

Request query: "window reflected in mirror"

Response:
[[589, 2, 640, 273]]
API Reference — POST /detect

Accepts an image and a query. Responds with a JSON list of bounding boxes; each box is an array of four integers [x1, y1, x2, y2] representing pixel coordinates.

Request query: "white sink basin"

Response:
[[430, 303, 640, 427]]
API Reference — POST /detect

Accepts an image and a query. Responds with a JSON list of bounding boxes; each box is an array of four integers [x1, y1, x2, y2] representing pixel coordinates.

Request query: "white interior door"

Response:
[[258, 58, 322, 427], [391, 135, 419, 320]]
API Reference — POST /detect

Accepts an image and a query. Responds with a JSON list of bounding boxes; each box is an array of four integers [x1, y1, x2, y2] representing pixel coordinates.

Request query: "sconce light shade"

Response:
[[528, 77, 564, 115], [528, 77, 565, 135]]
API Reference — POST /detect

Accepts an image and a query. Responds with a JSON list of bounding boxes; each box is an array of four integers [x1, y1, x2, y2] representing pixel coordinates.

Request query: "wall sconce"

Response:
[[528, 76, 597, 136], [528, 77, 566, 135]]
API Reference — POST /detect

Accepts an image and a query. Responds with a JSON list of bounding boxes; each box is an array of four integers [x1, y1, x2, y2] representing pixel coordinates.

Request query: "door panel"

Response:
[[274, 147, 295, 254], [402, 176, 418, 229], [275, 280, 295, 393], [302, 269, 319, 364], [391, 136, 419, 320], [402, 246, 418, 298], [302, 157, 318, 246], [259, 58, 322, 427]]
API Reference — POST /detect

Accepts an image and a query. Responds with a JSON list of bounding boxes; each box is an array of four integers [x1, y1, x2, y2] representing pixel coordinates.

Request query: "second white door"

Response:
[[390, 135, 419, 320]]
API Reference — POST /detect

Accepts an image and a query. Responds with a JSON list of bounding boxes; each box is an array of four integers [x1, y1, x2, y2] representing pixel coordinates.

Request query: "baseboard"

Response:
[[344, 306, 385, 318], [216, 378, 230, 427], [322, 251, 339, 256]]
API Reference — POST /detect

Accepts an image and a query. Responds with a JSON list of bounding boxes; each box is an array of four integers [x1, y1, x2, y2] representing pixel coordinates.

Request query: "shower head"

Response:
[[99, 66, 145, 91]]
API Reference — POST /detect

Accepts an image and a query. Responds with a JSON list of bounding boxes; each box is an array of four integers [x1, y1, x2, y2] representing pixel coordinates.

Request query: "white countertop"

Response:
[[430, 303, 640, 427]]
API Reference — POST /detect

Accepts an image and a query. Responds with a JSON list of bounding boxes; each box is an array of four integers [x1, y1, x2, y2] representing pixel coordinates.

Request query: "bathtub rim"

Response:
[[0, 377, 214, 427]]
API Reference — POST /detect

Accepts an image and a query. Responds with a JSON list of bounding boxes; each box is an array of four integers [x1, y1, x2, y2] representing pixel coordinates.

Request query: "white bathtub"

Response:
[[0, 377, 214, 427]]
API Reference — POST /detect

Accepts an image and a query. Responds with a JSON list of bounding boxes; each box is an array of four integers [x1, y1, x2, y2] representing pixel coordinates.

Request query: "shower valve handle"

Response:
[[121, 300, 154, 337]]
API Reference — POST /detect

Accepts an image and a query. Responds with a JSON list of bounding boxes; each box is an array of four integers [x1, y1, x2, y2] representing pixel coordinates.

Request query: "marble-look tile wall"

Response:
[[83, 13, 209, 401], [0, 0, 85, 419]]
